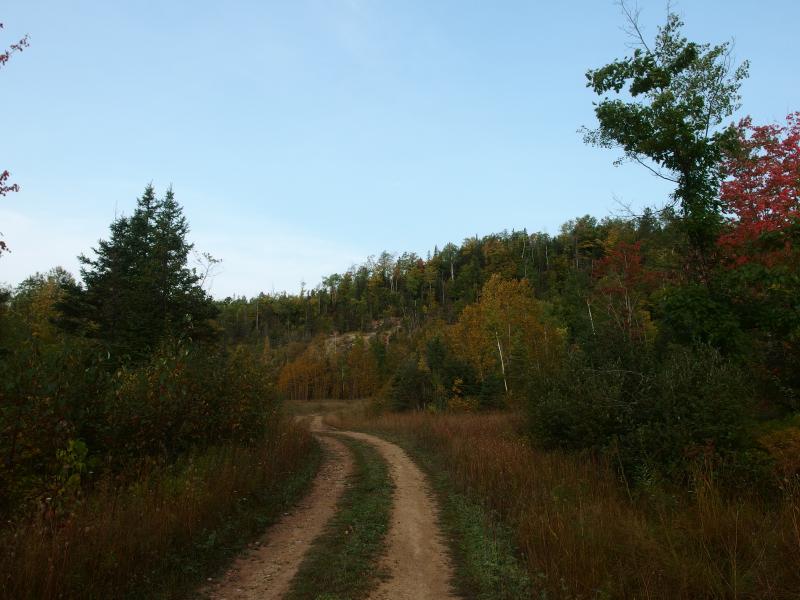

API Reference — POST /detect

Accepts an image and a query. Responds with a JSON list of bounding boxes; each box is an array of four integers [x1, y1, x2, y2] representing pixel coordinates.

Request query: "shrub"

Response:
[[0, 336, 278, 515], [529, 345, 765, 485], [389, 355, 431, 411], [0, 418, 316, 600]]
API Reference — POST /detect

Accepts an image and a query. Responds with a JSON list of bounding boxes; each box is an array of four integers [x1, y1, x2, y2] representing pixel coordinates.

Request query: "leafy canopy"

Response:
[[584, 7, 749, 257]]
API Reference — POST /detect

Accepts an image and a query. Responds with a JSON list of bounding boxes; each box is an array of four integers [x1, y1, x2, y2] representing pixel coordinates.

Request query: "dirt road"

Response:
[[339, 428, 456, 600], [205, 429, 353, 599], [204, 415, 456, 599]]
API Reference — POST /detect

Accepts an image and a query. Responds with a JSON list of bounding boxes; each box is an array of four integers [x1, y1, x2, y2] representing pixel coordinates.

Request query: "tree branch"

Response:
[[617, 0, 651, 53], [631, 155, 680, 183]]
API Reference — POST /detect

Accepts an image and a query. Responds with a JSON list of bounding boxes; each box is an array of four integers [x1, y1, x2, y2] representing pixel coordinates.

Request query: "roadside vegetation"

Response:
[[287, 437, 393, 600], [333, 411, 800, 599], [2, 4, 799, 598], [352, 416, 532, 600], [1, 420, 318, 600], [0, 186, 320, 599]]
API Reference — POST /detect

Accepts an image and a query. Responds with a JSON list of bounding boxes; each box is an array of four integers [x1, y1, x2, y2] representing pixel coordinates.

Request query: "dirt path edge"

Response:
[[203, 431, 353, 600]]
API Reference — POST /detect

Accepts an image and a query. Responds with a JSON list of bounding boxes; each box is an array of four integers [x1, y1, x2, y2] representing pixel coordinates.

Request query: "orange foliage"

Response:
[[277, 337, 380, 401]]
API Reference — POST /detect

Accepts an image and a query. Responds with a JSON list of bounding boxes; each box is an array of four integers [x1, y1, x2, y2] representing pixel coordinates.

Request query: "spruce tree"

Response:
[[62, 185, 217, 358]]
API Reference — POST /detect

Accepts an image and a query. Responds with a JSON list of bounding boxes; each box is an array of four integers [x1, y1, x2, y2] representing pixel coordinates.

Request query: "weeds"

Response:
[[0, 418, 318, 600], [333, 411, 800, 599]]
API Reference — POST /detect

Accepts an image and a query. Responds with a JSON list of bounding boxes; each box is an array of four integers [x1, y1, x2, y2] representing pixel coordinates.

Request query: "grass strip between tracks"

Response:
[[286, 436, 393, 600]]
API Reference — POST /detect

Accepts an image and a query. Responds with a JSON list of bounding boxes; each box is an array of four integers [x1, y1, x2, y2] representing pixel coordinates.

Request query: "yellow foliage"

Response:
[[447, 274, 563, 390]]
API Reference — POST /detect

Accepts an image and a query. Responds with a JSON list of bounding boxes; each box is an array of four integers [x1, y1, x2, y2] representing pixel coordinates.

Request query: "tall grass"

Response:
[[333, 411, 800, 599], [0, 417, 317, 600]]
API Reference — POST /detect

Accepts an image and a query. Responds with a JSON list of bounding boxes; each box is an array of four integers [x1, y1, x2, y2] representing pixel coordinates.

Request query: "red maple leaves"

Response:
[[719, 113, 800, 266], [0, 169, 19, 196]]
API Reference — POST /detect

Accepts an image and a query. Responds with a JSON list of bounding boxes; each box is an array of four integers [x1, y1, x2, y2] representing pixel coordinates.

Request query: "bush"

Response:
[[101, 343, 275, 462], [529, 345, 766, 485], [389, 355, 431, 411], [0, 336, 111, 514], [0, 418, 316, 600], [0, 335, 277, 515]]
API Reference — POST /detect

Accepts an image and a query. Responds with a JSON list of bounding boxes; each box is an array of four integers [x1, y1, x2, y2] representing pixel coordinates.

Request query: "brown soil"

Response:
[[202, 415, 456, 599], [203, 423, 353, 600], [338, 428, 457, 600]]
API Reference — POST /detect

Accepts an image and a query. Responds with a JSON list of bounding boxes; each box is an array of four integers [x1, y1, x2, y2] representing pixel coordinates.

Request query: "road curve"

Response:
[[334, 425, 456, 600], [204, 415, 456, 599]]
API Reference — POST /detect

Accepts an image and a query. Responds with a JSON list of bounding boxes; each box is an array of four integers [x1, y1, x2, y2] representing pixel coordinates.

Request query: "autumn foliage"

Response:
[[591, 241, 661, 346], [447, 275, 562, 400], [720, 112, 800, 265], [278, 336, 380, 401], [0, 22, 28, 70]]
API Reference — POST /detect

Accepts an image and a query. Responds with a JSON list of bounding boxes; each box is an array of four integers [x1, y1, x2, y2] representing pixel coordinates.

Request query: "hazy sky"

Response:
[[1, 1, 797, 297]]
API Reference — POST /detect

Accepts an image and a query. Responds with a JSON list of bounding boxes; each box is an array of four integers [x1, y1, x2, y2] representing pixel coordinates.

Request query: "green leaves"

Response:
[[584, 9, 749, 260]]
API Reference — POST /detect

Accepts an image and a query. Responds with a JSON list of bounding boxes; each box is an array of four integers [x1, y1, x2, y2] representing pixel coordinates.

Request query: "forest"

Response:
[[1, 7, 799, 600]]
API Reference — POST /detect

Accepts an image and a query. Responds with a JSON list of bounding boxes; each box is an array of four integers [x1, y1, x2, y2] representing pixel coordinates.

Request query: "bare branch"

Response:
[[609, 192, 678, 222], [630, 154, 680, 183], [616, 0, 651, 53], [194, 251, 222, 291]]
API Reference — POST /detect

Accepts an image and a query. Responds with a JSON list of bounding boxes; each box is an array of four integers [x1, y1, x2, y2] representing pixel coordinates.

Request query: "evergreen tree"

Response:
[[60, 185, 217, 358]]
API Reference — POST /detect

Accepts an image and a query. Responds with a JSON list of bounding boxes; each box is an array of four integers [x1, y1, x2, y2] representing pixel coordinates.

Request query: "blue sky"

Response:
[[1, 1, 797, 297]]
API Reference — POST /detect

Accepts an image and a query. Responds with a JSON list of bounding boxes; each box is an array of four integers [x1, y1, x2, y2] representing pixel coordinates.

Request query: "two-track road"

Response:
[[205, 415, 456, 599]]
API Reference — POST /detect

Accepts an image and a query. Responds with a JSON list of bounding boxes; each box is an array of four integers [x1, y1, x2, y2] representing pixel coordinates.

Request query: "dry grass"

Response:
[[0, 417, 317, 600], [284, 398, 372, 417], [331, 411, 800, 599]]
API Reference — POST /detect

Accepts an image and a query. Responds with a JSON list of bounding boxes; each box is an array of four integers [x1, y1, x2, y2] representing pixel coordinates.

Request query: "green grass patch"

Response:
[[286, 437, 393, 600]]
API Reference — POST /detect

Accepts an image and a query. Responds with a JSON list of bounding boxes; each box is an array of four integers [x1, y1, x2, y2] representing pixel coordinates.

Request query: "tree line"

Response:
[[222, 11, 799, 487]]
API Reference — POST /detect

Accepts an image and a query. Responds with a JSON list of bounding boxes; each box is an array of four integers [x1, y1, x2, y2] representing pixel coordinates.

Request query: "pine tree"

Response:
[[60, 185, 217, 358]]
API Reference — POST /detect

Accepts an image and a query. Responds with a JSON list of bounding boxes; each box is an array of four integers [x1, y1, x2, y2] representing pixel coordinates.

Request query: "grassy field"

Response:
[[286, 436, 393, 600], [331, 410, 800, 599], [0, 418, 320, 600], [284, 398, 372, 417]]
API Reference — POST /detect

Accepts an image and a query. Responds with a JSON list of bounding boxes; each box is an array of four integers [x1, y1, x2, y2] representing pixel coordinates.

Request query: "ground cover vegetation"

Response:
[[330, 411, 800, 599]]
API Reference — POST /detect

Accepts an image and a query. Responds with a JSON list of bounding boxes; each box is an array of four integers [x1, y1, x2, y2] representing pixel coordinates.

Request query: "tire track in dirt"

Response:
[[334, 426, 457, 600], [203, 425, 353, 600], [204, 415, 456, 599]]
